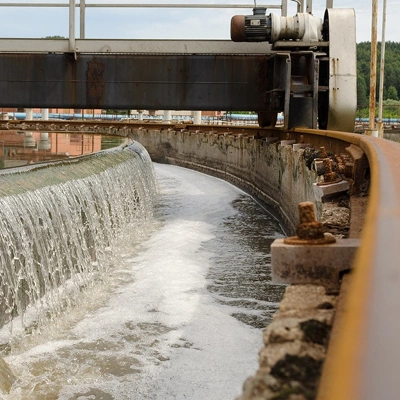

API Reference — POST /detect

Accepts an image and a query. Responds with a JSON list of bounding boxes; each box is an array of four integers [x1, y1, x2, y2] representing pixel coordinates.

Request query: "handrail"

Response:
[[0, 1, 286, 52], [296, 128, 400, 400], [0, 2, 282, 8]]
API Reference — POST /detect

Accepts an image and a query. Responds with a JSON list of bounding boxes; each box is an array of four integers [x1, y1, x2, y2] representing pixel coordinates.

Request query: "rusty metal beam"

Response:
[[0, 119, 281, 136], [0, 53, 268, 111], [313, 131, 400, 400]]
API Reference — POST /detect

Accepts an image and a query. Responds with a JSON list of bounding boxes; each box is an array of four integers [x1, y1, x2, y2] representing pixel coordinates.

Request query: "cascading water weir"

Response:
[[0, 141, 157, 392]]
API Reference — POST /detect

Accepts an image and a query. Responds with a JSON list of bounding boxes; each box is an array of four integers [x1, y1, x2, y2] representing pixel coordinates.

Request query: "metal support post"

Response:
[[378, 0, 387, 138], [38, 132, 50, 151], [163, 110, 172, 124], [25, 108, 33, 120], [80, 0, 85, 39], [192, 111, 202, 125], [326, 0, 333, 8], [367, 0, 378, 136], [312, 57, 319, 128], [69, 0, 76, 53], [284, 57, 291, 130], [41, 108, 49, 120], [23, 132, 36, 148], [281, 0, 288, 16]]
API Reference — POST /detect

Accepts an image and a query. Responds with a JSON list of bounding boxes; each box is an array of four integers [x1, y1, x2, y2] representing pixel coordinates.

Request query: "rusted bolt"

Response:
[[298, 202, 316, 223], [323, 158, 332, 174], [319, 146, 328, 159], [335, 155, 345, 174], [284, 202, 336, 245], [317, 157, 342, 185], [323, 158, 337, 183], [296, 202, 325, 240]]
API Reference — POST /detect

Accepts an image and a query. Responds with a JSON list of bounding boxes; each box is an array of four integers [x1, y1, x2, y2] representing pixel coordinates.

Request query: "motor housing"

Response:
[[231, 7, 322, 43], [231, 7, 272, 42]]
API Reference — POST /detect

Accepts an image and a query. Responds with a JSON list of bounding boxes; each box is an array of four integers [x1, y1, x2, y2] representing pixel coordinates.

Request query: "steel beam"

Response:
[[69, 0, 75, 53], [0, 3, 282, 9], [0, 39, 271, 54], [80, 0, 85, 39], [0, 53, 269, 110], [281, 0, 288, 16]]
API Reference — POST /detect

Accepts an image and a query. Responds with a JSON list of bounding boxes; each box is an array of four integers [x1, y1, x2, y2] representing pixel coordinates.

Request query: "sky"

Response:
[[0, 0, 397, 43]]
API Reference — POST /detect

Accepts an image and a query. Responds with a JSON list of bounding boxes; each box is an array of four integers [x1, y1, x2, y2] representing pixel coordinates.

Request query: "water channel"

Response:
[[0, 135, 285, 399]]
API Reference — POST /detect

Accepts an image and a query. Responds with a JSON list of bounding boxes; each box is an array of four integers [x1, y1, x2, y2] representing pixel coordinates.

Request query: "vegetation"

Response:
[[357, 41, 400, 118], [356, 99, 400, 119]]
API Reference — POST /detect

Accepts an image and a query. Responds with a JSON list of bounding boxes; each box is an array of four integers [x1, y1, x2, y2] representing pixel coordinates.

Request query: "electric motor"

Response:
[[231, 7, 323, 44], [231, 8, 272, 42]]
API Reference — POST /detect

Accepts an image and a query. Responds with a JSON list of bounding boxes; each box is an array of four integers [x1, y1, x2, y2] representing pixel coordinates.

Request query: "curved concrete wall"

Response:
[[129, 126, 400, 400], [130, 128, 362, 234]]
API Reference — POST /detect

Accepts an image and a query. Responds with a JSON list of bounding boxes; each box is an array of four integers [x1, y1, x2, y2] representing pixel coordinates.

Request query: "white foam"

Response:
[[4, 163, 277, 400]]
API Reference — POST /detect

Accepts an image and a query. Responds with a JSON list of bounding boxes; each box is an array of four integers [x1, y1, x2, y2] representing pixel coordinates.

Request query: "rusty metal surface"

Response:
[[0, 53, 267, 111], [290, 130, 400, 400], [284, 201, 336, 245], [322, 135, 400, 400], [0, 119, 285, 136], [230, 15, 246, 42]]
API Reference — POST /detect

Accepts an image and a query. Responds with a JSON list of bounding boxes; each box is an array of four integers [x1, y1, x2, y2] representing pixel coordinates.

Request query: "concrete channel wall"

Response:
[[130, 126, 400, 400], [130, 128, 366, 234], [129, 127, 371, 399]]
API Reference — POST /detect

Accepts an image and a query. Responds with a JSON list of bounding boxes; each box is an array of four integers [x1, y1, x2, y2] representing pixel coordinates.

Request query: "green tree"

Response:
[[44, 35, 66, 39], [356, 41, 400, 110], [383, 99, 400, 118], [386, 85, 399, 101], [357, 75, 369, 108]]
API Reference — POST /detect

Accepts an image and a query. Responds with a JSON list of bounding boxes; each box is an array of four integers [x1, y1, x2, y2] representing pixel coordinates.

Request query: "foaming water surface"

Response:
[[0, 151, 285, 399]]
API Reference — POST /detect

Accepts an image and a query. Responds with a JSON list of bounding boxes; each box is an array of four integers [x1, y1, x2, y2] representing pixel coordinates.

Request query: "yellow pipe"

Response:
[[317, 137, 380, 400], [297, 128, 400, 399]]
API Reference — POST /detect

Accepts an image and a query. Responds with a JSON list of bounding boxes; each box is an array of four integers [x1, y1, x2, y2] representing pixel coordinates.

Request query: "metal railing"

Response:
[[305, 128, 400, 400], [0, 1, 339, 53], [0, 1, 291, 53]]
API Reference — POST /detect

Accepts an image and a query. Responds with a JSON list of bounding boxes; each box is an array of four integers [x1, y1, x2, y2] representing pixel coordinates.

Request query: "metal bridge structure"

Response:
[[0, 2, 400, 400], [0, 0, 355, 132]]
